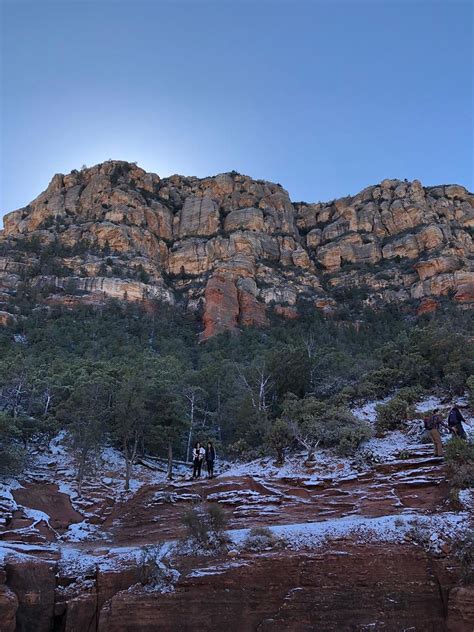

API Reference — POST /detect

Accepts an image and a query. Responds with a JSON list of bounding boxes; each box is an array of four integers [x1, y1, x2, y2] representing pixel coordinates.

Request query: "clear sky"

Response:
[[1, 0, 472, 222]]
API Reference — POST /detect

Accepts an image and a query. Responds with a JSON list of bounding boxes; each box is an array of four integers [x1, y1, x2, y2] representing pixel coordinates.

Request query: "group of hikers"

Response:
[[424, 405, 468, 457], [191, 441, 216, 479], [189, 407, 468, 478]]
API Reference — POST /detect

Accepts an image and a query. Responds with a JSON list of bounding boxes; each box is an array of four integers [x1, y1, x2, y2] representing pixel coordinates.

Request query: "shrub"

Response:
[[182, 503, 228, 549], [396, 449, 411, 460], [282, 396, 372, 459], [467, 375, 474, 407], [242, 526, 284, 552], [452, 529, 474, 584], [336, 423, 372, 456], [352, 449, 382, 470], [266, 418, 292, 464], [445, 438, 474, 489], [396, 386, 423, 405], [207, 502, 227, 534], [138, 545, 180, 590], [375, 396, 413, 434]]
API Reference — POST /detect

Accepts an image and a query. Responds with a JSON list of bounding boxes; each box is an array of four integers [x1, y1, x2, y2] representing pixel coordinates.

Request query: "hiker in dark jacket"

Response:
[[424, 408, 448, 457], [447, 406, 467, 440], [205, 441, 216, 478], [192, 441, 205, 479]]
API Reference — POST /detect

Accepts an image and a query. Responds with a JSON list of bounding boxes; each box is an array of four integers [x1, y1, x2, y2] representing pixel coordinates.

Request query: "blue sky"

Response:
[[1, 0, 472, 221]]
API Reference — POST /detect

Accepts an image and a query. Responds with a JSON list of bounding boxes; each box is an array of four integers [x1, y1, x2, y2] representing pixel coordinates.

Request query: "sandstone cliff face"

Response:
[[1, 161, 472, 336], [1, 545, 471, 632]]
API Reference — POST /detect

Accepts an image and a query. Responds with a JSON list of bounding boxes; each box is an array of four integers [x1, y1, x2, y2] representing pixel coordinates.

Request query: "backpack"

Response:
[[448, 409, 458, 426], [424, 416, 435, 431]]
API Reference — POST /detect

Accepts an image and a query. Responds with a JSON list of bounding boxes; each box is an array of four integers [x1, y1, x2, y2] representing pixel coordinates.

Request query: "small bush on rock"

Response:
[[282, 396, 372, 459], [138, 545, 179, 591], [452, 529, 474, 584], [242, 526, 285, 552], [445, 438, 474, 489], [375, 395, 413, 434], [182, 503, 228, 550]]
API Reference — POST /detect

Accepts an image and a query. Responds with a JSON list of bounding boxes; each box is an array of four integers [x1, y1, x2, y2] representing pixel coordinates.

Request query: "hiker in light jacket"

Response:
[[192, 441, 205, 479], [447, 406, 467, 440], [423, 409, 448, 457], [205, 441, 216, 478]]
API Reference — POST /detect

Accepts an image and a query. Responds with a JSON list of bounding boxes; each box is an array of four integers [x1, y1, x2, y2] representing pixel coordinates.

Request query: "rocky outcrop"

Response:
[[1, 544, 468, 632], [0, 569, 17, 632], [1, 161, 472, 337], [5, 558, 57, 632], [447, 585, 474, 631], [97, 546, 462, 632]]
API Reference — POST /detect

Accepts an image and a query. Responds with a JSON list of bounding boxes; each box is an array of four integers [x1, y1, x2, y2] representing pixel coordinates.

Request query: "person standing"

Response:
[[192, 441, 205, 479], [447, 406, 467, 440], [205, 441, 216, 478], [424, 408, 447, 457]]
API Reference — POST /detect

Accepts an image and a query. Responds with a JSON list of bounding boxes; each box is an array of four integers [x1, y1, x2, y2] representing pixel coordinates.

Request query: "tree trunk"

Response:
[[186, 393, 195, 463], [77, 451, 86, 496], [167, 443, 173, 480], [276, 447, 284, 465], [125, 458, 132, 491]]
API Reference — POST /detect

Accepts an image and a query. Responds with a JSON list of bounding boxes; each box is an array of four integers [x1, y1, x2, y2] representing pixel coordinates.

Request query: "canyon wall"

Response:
[[1, 161, 472, 337]]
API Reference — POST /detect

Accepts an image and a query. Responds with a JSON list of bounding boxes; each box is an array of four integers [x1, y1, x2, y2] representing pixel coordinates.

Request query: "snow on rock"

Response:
[[223, 451, 357, 484], [458, 489, 473, 512], [0, 480, 21, 526], [229, 511, 470, 553], [187, 560, 250, 578], [60, 520, 110, 543], [415, 396, 443, 414], [360, 431, 415, 461], [206, 489, 281, 505]]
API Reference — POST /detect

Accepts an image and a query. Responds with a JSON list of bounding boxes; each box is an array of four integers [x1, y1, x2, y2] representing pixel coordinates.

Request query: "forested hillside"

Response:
[[1, 290, 472, 485]]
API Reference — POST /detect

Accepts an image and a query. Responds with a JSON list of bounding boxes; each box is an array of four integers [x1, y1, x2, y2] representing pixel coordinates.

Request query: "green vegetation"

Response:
[[445, 437, 474, 489], [182, 503, 228, 549], [0, 291, 472, 485]]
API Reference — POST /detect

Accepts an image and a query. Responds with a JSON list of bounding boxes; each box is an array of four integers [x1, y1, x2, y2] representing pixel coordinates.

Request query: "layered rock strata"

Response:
[[1, 162, 472, 337]]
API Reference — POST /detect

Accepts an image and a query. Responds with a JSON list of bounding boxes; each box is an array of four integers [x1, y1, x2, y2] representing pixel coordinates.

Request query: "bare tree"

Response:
[[183, 386, 207, 463], [234, 361, 273, 414]]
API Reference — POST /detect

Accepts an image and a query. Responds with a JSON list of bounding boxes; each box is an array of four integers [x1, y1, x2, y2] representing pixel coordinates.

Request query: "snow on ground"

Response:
[[1, 510, 468, 573], [415, 396, 443, 414], [361, 431, 416, 461], [229, 511, 470, 554], [60, 520, 109, 543], [352, 397, 391, 423]]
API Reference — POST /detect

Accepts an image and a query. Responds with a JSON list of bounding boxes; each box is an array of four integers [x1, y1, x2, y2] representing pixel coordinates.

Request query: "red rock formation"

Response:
[[13, 483, 83, 531], [201, 273, 240, 339], [0, 574, 17, 632], [238, 287, 269, 328], [454, 282, 474, 303], [274, 305, 299, 319], [447, 585, 474, 631], [417, 298, 438, 315], [98, 546, 460, 632], [5, 558, 57, 632], [0, 162, 473, 336]]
